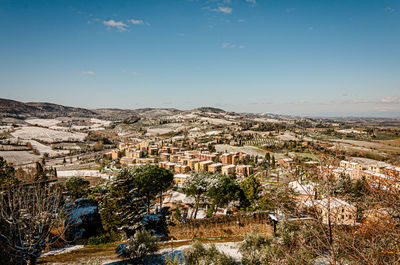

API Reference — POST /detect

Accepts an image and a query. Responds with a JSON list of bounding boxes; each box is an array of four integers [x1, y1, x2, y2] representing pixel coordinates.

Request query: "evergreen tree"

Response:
[[265, 152, 271, 163], [0, 157, 18, 186], [240, 174, 262, 210], [183, 173, 209, 219], [207, 174, 242, 216], [271, 156, 276, 168], [131, 165, 173, 214], [110, 169, 146, 237], [65, 176, 90, 200]]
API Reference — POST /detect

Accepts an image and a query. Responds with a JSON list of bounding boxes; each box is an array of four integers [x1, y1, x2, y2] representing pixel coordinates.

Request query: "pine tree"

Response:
[[0, 157, 18, 186], [111, 170, 146, 238], [131, 165, 173, 214]]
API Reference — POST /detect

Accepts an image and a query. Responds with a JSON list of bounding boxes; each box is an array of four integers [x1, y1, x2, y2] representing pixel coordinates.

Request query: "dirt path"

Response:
[[38, 237, 244, 264]]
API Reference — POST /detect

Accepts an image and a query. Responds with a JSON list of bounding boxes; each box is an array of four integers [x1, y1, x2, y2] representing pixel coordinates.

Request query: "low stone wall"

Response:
[[168, 212, 273, 240]]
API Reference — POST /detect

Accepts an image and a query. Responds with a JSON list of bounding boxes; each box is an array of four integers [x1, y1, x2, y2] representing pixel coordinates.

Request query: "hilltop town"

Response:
[[0, 98, 399, 264]]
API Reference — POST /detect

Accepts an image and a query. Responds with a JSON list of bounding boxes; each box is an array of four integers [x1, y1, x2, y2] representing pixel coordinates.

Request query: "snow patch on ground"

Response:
[[42, 245, 84, 257], [57, 170, 112, 179], [156, 242, 242, 264]]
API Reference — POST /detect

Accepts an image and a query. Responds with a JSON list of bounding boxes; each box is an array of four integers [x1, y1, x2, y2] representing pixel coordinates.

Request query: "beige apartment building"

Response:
[[315, 198, 357, 225], [208, 163, 222, 173], [222, 165, 236, 176]]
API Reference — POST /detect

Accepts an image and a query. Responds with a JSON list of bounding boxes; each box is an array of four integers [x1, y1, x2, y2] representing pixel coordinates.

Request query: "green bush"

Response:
[[120, 229, 159, 262], [87, 234, 112, 245], [239, 232, 272, 265], [183, 242, 235, 265]]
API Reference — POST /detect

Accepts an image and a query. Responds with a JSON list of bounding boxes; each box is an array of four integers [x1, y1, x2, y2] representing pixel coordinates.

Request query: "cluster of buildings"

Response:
[[288, 159, 400, 226], [109, 141, 254, 178], [158, 150, 253, 177], [289, 181, 357, 225], [332, 160, 400, 189]]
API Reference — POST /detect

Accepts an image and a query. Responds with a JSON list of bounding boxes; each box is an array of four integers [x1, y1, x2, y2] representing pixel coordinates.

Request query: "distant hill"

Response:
[[0, 98, 40, 117], [133, 108, 182, 118], [26, 102, 97, 118], [0, 98, 216, 120], [194, 107, 225, 113], [0, 98, 97, 119]]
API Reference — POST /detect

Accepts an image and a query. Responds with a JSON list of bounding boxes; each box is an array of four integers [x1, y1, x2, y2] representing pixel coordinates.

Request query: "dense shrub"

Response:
[[239, 232, 272, 265], [182, 242, 235, 265], [118, 229, 159, 262], [87, 234, 112, 245]]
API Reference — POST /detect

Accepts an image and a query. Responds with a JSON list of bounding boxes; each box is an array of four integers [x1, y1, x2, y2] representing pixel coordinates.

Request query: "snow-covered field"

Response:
[[11, 126, 87, 142], [24, 139, 68, 156], [25, 118, 61, 127], [0, 151, 39, 164], [200, 117, 233, 125], [276, 132, 298, 141], [206, 130, 222, 135], [91, 118, 112, 127], [147, 128, 175, 135], [0, 125, 13, 133], [215, 144, 266, 156], [337, 129, 364, 134]]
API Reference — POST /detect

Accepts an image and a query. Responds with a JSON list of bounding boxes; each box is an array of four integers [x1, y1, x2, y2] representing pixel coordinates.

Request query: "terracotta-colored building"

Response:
[[208, 163, 222, 173]]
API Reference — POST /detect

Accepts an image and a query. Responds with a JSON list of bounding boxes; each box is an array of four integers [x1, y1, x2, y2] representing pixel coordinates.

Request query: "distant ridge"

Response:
[[0, 98, 225, 120], [0, 98, 96, 119]]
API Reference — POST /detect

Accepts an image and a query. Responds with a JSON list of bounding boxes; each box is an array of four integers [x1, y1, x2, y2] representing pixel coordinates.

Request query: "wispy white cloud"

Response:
[[245, 0, 256, 4], [130, 18, 144, 25], [384, 7, 396, 13], [380, 96, 400, 103], [103, 19, 128, 31], [131, 72, 140, 75], [222, 42, 230, 48], [80, 71, 95, 76], [238, 19, 247, 23], [215, 6, 232, 14], [130, 18, 150, 26], [221, 42, 244, 49], [286, 8, 296, 13]]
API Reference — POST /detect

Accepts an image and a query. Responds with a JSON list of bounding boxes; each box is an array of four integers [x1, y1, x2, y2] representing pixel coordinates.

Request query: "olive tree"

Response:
[[0, 183, 65, 265]]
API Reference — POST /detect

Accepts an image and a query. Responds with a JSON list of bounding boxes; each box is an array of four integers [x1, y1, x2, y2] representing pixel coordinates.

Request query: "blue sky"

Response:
[[0, 0, 399, 117]]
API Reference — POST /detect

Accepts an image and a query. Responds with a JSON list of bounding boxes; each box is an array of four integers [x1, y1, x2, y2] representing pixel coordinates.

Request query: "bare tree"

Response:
[[0, 182, 66, 265]]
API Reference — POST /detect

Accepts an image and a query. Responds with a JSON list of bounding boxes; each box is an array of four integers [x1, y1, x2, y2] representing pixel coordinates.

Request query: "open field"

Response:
[[276, 132, 298, 141], [26, 139, 68, 156], [11, 126, 86, 142], [200, 117, 234, 125], [25, 118, 61, 127], [215, 144, 266, 156], [0, 150, 39, 164], [333, 139, 400, 154]]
